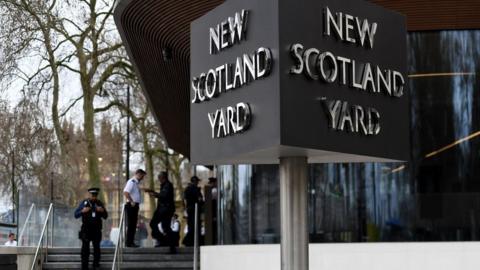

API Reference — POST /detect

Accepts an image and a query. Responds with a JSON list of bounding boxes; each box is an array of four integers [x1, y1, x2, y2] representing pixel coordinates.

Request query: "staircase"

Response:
[[42, 247, 194, 270]]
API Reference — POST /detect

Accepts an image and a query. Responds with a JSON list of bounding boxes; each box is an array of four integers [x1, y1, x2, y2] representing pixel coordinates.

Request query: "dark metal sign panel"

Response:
[[190, 0, 409, 164]]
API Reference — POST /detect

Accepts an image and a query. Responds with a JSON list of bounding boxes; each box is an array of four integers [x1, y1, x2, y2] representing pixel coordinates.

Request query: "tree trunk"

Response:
[[170, 158, 184, 202], [142, 126, 156, 218], [83, 92, 102, 198], [49, 43, 73, 203], [49, 51, 67, 156]]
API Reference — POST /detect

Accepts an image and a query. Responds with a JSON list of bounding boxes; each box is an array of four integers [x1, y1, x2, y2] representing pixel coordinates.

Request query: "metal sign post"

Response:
[[193, 203, 199, 270], [280, 157, 308, 270]]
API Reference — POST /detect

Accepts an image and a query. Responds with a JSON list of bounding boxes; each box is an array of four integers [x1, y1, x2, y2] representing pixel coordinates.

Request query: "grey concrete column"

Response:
[[280, 157, 309, 270]]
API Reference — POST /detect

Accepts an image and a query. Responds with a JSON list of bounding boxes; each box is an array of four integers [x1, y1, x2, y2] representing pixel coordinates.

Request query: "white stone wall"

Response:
[[201, 242, 480, 270]]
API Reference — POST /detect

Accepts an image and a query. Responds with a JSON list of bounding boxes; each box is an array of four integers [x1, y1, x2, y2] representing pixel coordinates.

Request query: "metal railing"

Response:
[[193, 203, 199, 270], [30, 203, 53, 270], [112, 205, 126, 270], [18, 203, 36, 246]]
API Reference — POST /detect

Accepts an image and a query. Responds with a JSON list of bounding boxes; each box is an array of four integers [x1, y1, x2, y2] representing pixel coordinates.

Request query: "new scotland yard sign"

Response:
[[190, 0, 409, 164]]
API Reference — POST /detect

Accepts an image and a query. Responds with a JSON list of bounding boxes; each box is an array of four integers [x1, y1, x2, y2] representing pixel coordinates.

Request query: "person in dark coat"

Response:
[[74, 188, 108, 270], [147, 171, 176, 253], [183, 176, 203, 246]]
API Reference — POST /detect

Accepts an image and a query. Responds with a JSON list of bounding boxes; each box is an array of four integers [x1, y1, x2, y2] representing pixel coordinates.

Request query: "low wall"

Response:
[[0, 247, 37, 270], [201, 242, 480, 270], [0, 254, 16, 270]]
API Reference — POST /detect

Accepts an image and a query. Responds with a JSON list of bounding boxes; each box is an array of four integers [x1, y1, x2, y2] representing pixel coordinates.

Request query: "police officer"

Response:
[[123, 169, 146, 247], [74, 188, 108, 270], [183, 176, 203, 246], [147, 171, 176, 253]]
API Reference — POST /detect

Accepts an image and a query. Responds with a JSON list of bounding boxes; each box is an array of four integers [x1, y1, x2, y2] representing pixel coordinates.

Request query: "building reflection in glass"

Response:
[[217, 30, 480, 244]]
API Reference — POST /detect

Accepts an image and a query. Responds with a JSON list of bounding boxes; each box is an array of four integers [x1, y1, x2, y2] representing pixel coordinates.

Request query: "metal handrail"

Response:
[[112, 205, 126, 270], [193, 203, 199, 270], [30, 203, 53, 270], [18, 203, 36, 246]]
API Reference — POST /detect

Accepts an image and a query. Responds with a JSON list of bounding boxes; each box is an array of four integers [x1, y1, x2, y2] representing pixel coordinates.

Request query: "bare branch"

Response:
[[92, 43, 122, 57], [60, 95, 84, 117], [60, 17, 85, 34], [93, 100, 123, 114], [58, 63, 81, 74], [92, 61, 130, 93], [96, 0, 117, 38]]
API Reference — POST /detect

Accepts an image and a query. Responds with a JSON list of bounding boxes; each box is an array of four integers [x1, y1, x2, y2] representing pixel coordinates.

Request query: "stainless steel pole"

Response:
[[280, 157, 308, 270], [125, 86, 130, 181], [11, 150, 15, 224], [50, 172, 54, 248], [193, 203, 199, 270]]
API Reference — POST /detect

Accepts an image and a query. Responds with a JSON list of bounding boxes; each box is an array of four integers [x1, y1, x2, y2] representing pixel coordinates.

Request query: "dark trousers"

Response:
[[184, 206, 199, 247], [81, 233, 100, 270], [150, 208, 175, 251], [150, 210, 162, 242], [172, 231, 180, 247], [125, 203, 139, 246]]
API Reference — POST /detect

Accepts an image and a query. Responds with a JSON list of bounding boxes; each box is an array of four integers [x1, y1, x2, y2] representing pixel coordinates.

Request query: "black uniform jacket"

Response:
[[153, 180, 175, 213], [184, 184, 203, 210], [74, 199, 108, 233]]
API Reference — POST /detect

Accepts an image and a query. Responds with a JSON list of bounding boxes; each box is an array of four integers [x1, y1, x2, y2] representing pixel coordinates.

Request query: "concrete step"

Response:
[[46, 253, 193, 262], [47, 247, 193, 255], [42, 261, 193, 269]]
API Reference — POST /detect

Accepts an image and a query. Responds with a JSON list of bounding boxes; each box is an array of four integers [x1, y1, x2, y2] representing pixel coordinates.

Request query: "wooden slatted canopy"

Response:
[[115, 0, 224, 157], [114, 0, 480, 158]]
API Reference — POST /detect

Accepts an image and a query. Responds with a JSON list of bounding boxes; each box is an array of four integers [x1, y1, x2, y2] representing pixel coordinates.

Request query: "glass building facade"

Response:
[[217, 30, 480, 244]]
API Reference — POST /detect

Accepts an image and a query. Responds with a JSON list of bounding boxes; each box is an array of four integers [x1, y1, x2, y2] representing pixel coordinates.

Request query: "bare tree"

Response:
[[0, 0, 133, 195], [1, 0, 69, 170], [0, 90, 61, 209], [0, 0, 188, 211]]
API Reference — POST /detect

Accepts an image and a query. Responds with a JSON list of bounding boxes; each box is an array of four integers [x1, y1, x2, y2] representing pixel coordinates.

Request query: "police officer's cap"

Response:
[[88, 187, 100, 195], [135, 169, 147, 175], [208, 177, 217, 183], [159, 171, 168, 178]]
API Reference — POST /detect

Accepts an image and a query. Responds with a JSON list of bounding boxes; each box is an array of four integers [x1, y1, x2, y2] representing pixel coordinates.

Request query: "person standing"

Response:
[[147, 171, 176, 253], [4, 233, 17, 246], [183, 176, 203, 246], [205, 177, 218, 245], [171, 214, 181, 247], [123, 169, 146, 247], [74, 188, 108, 270]]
